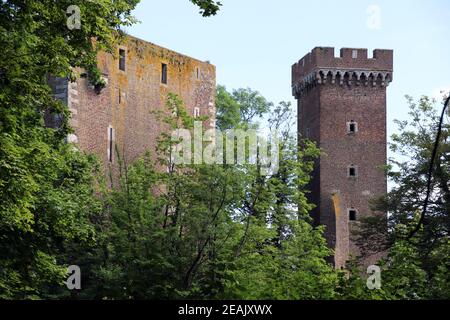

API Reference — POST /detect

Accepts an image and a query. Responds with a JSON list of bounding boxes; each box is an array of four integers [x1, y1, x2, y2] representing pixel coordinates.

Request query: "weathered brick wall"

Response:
[[298, 86, 321, 227], [293, 47, 392, 268], [52, 35, 216, 185], [319, 84, 387, 268]]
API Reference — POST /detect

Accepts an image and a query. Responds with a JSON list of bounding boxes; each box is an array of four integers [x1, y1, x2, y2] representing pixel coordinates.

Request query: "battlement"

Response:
[[293, 47, 393, 80], [292, 47, 393, 98]]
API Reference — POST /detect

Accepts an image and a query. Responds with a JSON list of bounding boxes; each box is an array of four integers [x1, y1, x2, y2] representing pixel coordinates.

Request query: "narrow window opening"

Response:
[[196, 67, 200, 79], [118, 89, 121, 104], [349, 208, 357, 221], [349, 122, 356, 133], [348, 120, 358, 134], [161, 63, 168, 84], [119, 49, 126, 71], [348, 165, 357, 177], [194, 107, 200, 118], [108, 127, 114, 163], [352, 50, 358, 59]]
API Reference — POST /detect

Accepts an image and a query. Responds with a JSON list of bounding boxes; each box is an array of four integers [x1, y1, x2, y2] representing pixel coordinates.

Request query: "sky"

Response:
[[126, 0, 450, 142]]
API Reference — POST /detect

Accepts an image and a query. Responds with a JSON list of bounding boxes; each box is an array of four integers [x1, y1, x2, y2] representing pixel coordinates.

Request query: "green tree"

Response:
[[347, 95, 450, 300], [190, 0, 222, 16], [221, 98, 338, 299], [80, 89, 339, 300], [0, 0, 140, 299], [0, 0, 220, 299], [216, 86, 272, 130]]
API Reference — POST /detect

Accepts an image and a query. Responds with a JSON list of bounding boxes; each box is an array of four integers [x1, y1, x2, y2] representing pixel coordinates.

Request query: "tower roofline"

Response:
[[292, 47, 393, 98], [292, 47, 393, 83]]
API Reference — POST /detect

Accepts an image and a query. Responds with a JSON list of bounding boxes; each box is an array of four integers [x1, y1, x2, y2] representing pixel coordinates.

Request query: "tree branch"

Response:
[[408, 94, 450, 238]]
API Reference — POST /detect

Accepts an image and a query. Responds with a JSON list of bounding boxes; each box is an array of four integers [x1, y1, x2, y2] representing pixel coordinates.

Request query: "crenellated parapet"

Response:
[[292, 47, 393, 98]]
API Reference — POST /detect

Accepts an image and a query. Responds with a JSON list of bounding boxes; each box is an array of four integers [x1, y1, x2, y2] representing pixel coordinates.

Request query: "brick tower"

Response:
[[292, 47, 393, 268]]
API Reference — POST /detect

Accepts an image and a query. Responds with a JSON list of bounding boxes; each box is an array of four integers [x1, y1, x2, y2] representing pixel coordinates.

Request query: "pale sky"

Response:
[[126, 0, 450, 141]]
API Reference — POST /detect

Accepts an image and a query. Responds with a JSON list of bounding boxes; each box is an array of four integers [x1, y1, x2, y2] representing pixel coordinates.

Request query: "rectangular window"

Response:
[[108, 127, 115, 163], [161, 63, 168, 84], [196, 67, 200, 79], [349, 209, 357, 221], [194, 107, 200, 118], [352, 50, 358, 59], [118, 89, 121, 104], [119, 49, 126, 71], [349, 123, 356, 133], [348, 165, 357, 177], [347, 121, 358, 134]]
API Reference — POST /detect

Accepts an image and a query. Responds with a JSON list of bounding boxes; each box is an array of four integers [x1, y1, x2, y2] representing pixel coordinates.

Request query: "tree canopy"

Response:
[[1, 0, 449, 300]]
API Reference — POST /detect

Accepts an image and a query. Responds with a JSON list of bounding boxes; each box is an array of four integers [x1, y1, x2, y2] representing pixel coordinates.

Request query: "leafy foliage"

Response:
[[2, 0, 449, 300], [0, 0, 139, 299], [72, 90, 338, 299], [216, 86, 272, 130], [347, 95, 450, 299], [190, 0, 222, 17]]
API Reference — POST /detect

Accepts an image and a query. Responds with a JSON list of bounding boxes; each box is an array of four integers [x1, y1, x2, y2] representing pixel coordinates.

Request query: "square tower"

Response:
[[292, 47, 393, 268]]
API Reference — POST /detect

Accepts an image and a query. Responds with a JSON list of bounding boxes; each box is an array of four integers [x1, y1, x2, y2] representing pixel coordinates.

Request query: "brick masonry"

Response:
[[292, 47, 393, 268], [50, 35, 216, 185]]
